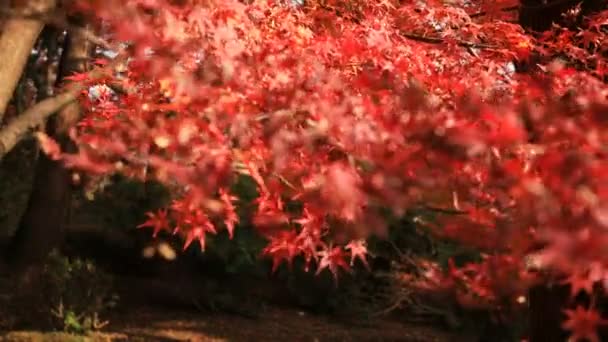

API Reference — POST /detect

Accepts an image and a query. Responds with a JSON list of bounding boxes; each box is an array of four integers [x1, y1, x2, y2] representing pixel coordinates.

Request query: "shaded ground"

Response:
[[2, 305, 472, 341], [110, 305, 469, 341], [0, 269, 476, 342]]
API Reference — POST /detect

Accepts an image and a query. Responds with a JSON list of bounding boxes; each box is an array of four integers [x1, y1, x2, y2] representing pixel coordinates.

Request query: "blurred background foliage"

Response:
[[0, 146, 520, 340]]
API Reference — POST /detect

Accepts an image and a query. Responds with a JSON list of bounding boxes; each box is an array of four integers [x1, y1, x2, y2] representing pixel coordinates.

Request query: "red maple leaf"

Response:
[[562, 271, 596, 297], [345, 239, 370, 269], [316, 246, 351, 284], [138, 210, 170, 237], [219, 188, 239, 239], [181, 210, 217, 251], [262, 230, 300, 273], [577, 30, 600, 51], [562, 306, 606, 342]]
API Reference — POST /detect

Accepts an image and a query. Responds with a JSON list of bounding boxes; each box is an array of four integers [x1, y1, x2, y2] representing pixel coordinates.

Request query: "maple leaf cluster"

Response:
[[536, 9, 608, 80], [39, 0, 608, 338]]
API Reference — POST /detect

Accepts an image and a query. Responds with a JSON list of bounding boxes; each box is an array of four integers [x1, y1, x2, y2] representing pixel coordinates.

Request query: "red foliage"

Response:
[[562, 306, 607, 342], [42, 0, 608, 338]]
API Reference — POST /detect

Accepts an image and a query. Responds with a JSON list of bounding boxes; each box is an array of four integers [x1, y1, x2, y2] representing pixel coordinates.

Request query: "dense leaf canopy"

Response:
[[29, 0, 608, 338]]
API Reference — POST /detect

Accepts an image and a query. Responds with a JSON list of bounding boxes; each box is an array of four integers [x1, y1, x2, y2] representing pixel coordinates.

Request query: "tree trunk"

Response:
[[7, 22, 92, 281], [0, 0, 56, 122]]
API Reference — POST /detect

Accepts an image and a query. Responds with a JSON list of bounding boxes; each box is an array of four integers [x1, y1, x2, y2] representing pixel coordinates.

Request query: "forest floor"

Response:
[[112, 305, 463, 341], [0, 273, 476, 342], [0, 305, 471, 342]]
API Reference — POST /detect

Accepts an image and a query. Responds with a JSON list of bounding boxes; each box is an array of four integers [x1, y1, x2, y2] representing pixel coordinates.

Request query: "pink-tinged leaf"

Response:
[[316, 246, 351, 284], [262, 230, 300, 273], [137, 210, 170, 237], [562, 306, 606, 342], [245, 160, 268, 194], [345, 240, 370, 270], [183, 227, 208, 251], [64, 72, 89, 82], [321, 163, 365, 221], [179, 209, 218, 251], [562, 271, 596, 297], [219, 188, 239, 239]]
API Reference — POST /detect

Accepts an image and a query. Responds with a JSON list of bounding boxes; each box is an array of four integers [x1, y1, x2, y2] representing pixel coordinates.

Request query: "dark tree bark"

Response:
[[7, 21, 92, 281]]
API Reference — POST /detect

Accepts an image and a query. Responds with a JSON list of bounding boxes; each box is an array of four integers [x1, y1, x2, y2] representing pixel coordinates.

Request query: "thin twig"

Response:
[[419, 205, 467, 215], [371, 290, 414, 317], [400, 31, 496, 49], [469, 5, 520, 19]]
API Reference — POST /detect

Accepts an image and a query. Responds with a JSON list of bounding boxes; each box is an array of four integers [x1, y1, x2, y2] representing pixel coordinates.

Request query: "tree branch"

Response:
[[0, 6, 112, 50], [0, 0, 57, 122], [0, 56, 126, 159], [469, 5, 520, 19], [400, 32, 495, 49], [0, 92, 77, 158]]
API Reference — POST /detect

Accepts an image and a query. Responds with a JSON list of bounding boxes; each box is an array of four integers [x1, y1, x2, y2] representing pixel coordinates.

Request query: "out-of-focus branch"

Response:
[[469, 5, 520, 19], [399, 32, 495, 49], [0, 6, 112, 49], [0, 57, 126, 159], [0, 0, 57, 122], [0, 92, 76, 158]]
